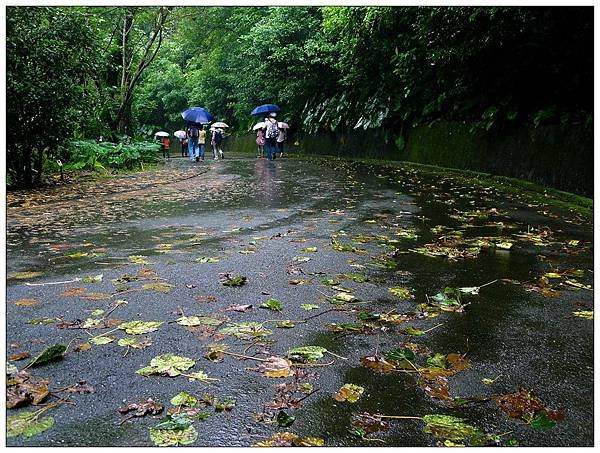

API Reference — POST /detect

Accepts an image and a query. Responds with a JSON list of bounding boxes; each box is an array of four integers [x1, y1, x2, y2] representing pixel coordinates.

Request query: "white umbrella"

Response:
[[154, 131, 169, 137], [212, 121, 229, 128], [278, 122, 290, 129], [174, 130, 186, 139], [252, 122, 267, 131]]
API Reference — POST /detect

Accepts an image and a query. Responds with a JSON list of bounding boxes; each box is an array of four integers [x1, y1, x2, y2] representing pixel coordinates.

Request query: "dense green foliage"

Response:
[[66, 141, 161, 172], [7, 6, 592, 187]]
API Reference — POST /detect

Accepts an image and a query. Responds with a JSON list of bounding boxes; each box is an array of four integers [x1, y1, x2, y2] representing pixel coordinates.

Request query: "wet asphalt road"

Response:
[[6, 155, 594, 446]]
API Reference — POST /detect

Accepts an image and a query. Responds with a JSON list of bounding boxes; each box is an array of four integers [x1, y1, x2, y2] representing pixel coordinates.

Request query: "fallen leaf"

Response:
[[300, 304, 320, 310], [6, 411, 54, 438], [9, 352, 31, 361], [287, 346, 327, 363], [333, 383, 364, 403], [573, 310, 593, 319], [142, 283, 173, 293], [253, 432, 324, 447], [118, 398, 163, 420], [422, 414, 481, 441], [389, 287, 412, 299], [136, 354, 195, 377], [259, 356, 292, 378], [260, 298, 282, 311], [15, 299, 39, 307], [27, 344, 67, 368], [118, 321, 163, 335]]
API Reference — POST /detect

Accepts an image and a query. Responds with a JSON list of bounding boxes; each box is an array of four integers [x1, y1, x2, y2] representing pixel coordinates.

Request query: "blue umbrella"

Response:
[[181, 107, 214, 124], [250, 104, 281, 117]]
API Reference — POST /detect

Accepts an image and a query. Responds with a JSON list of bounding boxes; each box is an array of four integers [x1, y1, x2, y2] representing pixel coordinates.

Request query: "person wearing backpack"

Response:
[[212, 128, 224, 159], [264, 113, 279, 161], [186, 123, 200, 162]]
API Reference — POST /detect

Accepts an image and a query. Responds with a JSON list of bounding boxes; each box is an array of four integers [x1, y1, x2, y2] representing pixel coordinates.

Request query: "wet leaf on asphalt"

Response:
[[171, 392, 198, 407], [149, 424, 198, 446], [492, 388, 563, 429], [220, 274, 247, 286], [80, 274, 103, 283], [446, 353, 471, 371], [11, 271, 43, 280], [204, 343, 228, 362], [6, 371, 50, 408], [260, 298, 282, 311], [302, 247, 317, 253], [277, 410, 296, 427], [287, 346, 327, 363], [219, 322, 272, 339], [89, 335, 115, 345], [136, 354, 195, 377], [27, 344, 67, 368], [177, 315, 226, 327], [259, 356, 292, 378], [142, 282, 173, 293], [128, 255, 153, 265], [573, 310, 593, 319], [361, 355, 396, 374], [186, 371, 219, 383], [6, 411, 54, 438], [27, 318, 57, 325], [404, 326, 426, 336], [195, 256, 220, 263], [422, 414, 481, 441], [333, 384, 365, 403], [351, 412, 390, 434], [253, 432, 324, 447], [15, 298, 40, 307], [288, 279, 309, 285], [389, 287, 412, 299], [427, 353, 447, 369], [118, 321, 163, 335], [9, 352, 31, 361], [300, 304, 320, 310]]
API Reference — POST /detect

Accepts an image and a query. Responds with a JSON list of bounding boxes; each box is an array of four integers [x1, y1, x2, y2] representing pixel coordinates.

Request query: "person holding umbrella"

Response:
[[198, 125, 207, 161], [255, 123, 266, 158], [181, 107, 214, 162], [264, 113, 279, 161], [174, 130, 187, 157], [250, 104, 281, 161]]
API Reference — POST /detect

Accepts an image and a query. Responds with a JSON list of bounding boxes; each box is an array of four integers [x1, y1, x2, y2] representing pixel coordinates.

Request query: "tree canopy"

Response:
[[7, 6, 593, 187]]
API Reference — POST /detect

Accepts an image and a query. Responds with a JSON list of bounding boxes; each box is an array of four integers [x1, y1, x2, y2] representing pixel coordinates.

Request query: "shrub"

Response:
[[65, 140, 161, 172]]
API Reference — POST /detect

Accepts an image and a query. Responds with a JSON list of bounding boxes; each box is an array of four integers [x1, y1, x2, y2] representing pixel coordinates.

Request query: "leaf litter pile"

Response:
[[6, 158, 592, 446]]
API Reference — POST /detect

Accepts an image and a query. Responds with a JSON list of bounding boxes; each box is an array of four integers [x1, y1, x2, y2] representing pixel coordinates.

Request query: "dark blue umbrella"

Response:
[[250, 104, 281, 117], [181, 107, 214, 124]]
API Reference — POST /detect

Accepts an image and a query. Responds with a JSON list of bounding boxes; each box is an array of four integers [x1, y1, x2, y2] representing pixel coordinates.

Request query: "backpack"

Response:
[[266, 120, 279, 139], [214, 130, 223, 144], [189, 125, 199, 138]]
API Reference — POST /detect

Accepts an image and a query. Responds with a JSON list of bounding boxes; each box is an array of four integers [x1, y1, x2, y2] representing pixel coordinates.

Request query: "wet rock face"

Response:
[[6, 157, 593, 446]]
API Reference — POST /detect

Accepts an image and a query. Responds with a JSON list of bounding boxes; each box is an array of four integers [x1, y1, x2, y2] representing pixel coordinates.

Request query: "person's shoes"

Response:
[[196, 156, 199, 162]]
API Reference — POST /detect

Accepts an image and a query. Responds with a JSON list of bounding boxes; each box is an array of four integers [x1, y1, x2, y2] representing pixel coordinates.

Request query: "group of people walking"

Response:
[[256, 112, 286, 161], [180, 124, 225, 162]]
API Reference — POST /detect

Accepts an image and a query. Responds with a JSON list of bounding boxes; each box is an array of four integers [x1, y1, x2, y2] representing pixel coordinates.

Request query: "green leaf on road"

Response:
[[170, 392, 198, 407], [389, 287, 412, 298], [149, 425, 198, 446], [301, 304, 320, 310], [260, 298, 282, 311], [119, 321, 163, 335], [422, 414, 481, 441], [277, 410, 296, 427], [287, 346, 327, 363], [136, 354, 195, 377], [333, 383, 365, 403], [7, 411, 54, 438], [27, 344, 67, 368], [219, 322, 272, 339]]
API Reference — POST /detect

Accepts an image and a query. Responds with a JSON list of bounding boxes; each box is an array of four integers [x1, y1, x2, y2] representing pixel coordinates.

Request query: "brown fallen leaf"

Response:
[[15, 299, 40, 306], [6, 371, 49, 408], [360, 355, 396, 374], [74, 342, 92, 352], [419, 376, 452, 401], [62, 287, 87, 297], [259, 356, 292, 378], [447, 353, 471, 371], [351, 412, 390, 434], [195, 295, 217, 303], [289, 279, 310, 285], [60, 381, 95, 394], [118, 398, 164, 422], [9, 352, 31, 361]]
